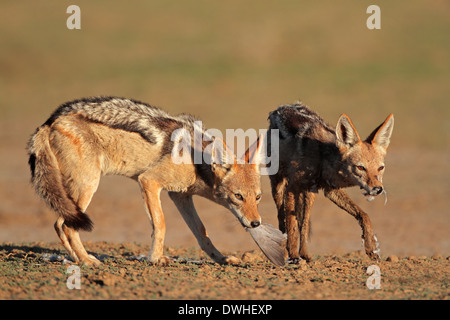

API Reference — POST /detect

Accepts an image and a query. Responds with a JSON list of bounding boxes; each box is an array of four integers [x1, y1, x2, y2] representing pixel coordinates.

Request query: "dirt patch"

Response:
[[0, 242, 448, 300]]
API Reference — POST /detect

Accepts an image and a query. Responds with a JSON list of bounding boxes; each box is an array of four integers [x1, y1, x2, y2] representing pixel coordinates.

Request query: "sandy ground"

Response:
[[0, 242, 448, 300]]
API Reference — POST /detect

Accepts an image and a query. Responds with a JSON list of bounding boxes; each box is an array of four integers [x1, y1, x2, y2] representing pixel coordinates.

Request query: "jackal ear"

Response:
[[211, 137, 236, 174], [366, 114, 394, 150], [336, 114, 361, 147], [242, 133, 264, 166]]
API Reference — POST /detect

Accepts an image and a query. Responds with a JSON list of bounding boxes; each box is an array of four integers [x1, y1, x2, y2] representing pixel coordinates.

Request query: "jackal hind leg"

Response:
[[54, 175, 101, 266], [50, 125, 101, 266], [324, 188, 380, 261], [285, 183, 300, 262], [138, 176, 171, 265], [54, 196, 101, 266], [270, 175, 288, 233], [297, 191, 316, 262], [169, 192, 239, 265], [54, 217, 78, 263]]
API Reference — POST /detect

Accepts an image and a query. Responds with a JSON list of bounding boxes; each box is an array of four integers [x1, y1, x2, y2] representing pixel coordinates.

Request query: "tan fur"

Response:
[[268, 103, 394, 262], [28, 97, 263, 266]]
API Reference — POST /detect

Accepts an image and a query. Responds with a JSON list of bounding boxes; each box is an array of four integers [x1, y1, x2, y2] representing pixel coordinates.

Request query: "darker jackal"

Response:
[[268, 103, 394, 262]]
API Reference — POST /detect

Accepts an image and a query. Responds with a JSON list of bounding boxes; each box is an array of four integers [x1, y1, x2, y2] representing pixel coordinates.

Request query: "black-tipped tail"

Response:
[[27, 126, 94, 232], [64, 211, 94, 231]]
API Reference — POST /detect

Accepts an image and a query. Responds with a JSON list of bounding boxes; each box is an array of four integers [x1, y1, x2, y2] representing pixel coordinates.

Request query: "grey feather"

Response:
[[248, 223, 287, 266]]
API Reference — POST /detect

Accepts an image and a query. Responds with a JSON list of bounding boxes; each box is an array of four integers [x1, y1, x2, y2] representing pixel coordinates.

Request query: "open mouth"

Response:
[[360, 187, 388, 205], [361, 188, 376, 202]]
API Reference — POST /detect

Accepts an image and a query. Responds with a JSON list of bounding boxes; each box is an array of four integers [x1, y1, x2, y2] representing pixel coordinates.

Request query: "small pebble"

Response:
[[386, 255, 398, 262], [41, 254, 64, 262]]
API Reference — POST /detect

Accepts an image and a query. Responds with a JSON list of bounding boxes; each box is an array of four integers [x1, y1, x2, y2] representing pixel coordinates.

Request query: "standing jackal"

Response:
[[268, 103, 394, 262], [27, 97, 264, 266]]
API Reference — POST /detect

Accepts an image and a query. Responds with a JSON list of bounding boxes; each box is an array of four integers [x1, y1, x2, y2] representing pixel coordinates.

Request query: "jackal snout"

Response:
[[361, 184, 384, 197], [251, 221, 261, 228], [367, 172, 384, 196], [372, 186, 383, 195]]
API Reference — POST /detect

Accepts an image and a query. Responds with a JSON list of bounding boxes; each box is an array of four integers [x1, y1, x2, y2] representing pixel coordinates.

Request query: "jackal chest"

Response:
[[287, 160, 322, 191]]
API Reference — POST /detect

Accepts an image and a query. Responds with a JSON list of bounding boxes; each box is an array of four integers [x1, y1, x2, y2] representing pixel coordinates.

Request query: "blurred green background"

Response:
[[1, 0, 449, 148], [0, 1, 448, 255]]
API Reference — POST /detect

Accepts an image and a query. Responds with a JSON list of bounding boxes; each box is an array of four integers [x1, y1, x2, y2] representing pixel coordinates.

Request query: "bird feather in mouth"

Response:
[[247, 223, 287, 267]]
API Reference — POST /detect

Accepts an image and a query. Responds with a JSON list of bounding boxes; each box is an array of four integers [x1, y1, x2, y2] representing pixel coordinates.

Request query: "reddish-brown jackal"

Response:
[[27, 97, 264, 266], [268, 103, 394, 262]]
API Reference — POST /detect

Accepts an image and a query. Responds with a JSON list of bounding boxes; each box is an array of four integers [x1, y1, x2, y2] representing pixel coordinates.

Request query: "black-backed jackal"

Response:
[[268, 103, 394, 262], [28, 97, 264, 266]]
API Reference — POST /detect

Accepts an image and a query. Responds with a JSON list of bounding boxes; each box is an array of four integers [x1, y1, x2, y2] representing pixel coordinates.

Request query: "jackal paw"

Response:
[[365, 248, 380, 261], [288, 255, 311, 264], [299, 250, 313, 262], [148, 256, 172, 266], [287, 257, 301, 264], [362, 235, 381, 261], [80, 254, 102, 267], [221, 255, 241, 265]]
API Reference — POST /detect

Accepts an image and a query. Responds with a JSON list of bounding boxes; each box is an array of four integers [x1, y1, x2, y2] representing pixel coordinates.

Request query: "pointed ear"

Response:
[[336, 114, 361, 147], [366, 114, 394, 150], [242, 133, 264, 166], [211, 137, 236, 175]]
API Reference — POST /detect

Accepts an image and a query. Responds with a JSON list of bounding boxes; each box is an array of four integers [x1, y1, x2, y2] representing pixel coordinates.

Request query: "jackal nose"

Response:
[[373, 186, 383, 195], [250, 221, 261, 228]]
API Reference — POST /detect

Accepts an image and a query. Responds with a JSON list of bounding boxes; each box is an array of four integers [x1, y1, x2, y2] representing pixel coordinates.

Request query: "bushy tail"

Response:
[[27, 126, 93, 231]]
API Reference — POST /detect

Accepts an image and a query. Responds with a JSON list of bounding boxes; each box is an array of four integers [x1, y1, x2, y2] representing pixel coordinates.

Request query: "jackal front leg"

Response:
[[298, 191, 316, 262], [138, 177, 171, 265], [324, 188, 380, 260], [285, 185, 300, 262], [169, 192, 240, 265], [270, 175, 288, 233]]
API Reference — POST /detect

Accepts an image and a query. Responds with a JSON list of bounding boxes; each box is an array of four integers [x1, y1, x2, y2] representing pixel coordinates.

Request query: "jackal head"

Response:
[[211, 137, 263, 229], [336, 113, 394, 200]]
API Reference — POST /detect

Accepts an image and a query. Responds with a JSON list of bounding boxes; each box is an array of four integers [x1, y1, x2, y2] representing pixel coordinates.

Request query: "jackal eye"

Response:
[[234, 193, 243, 201], [356, 165, 366, 171], [255, 194, 262, 201], [378, 166, 385, 171]]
